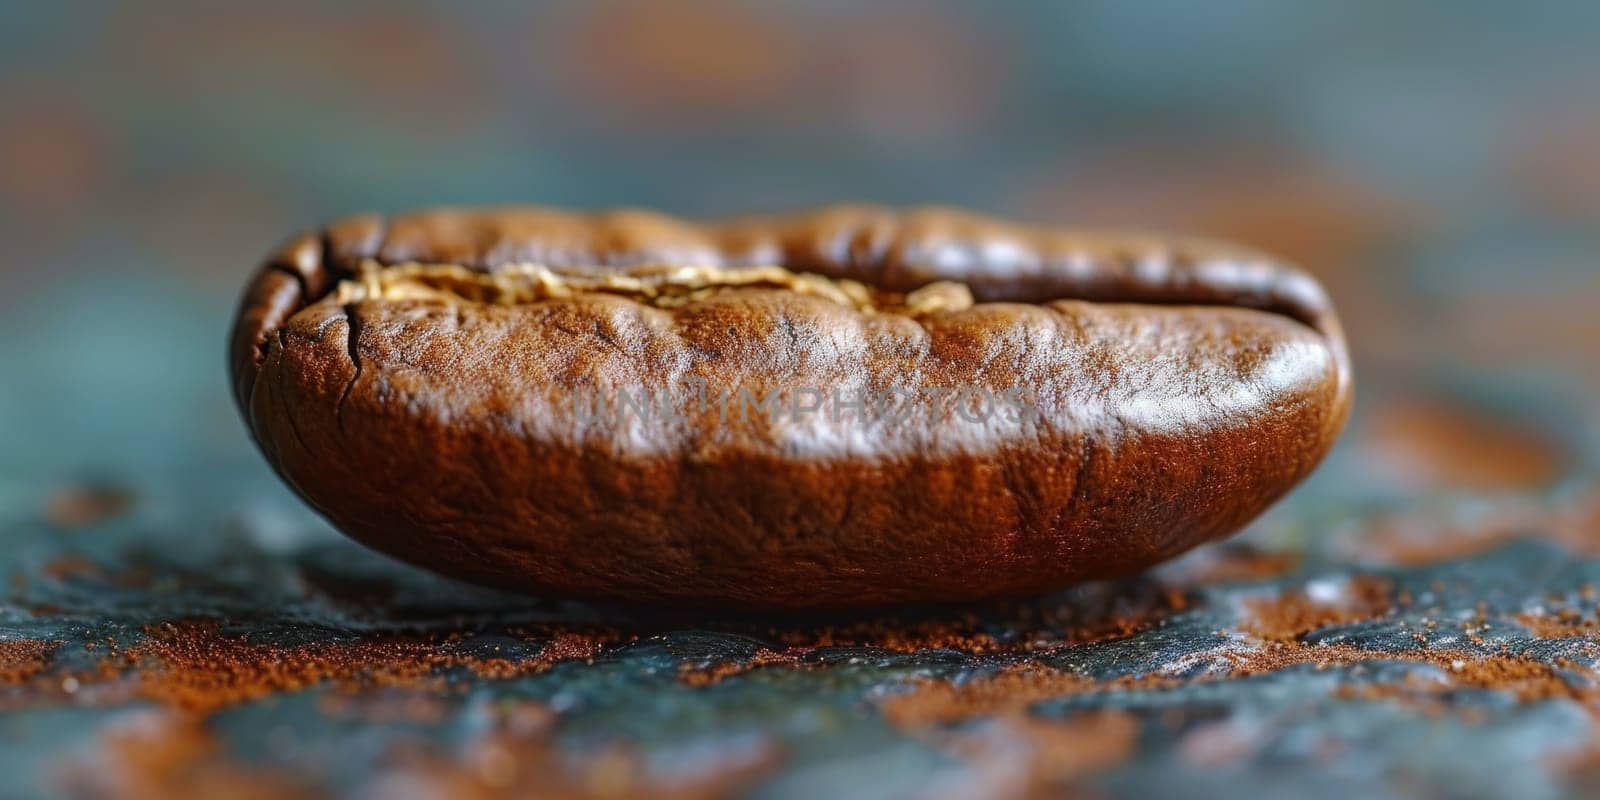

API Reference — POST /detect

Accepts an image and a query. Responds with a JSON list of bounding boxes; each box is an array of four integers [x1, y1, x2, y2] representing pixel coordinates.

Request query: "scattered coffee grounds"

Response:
[[1239, 575, 1395, 641], [674, 580, 1190, 685], [880, 668, 1180, 728], [1516, 609, 1600, 639], [0, 639, 59, 685], [114, 621, 613, 715]]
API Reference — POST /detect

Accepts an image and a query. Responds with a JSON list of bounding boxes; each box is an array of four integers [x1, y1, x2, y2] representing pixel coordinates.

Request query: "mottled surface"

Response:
[[5, 1, 1600, 797], [4, 466, 1600, 798], [238, 208, 1350, 608]]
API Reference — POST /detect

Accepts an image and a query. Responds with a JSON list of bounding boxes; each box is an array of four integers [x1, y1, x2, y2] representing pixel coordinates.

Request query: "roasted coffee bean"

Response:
[[230, 206, 1351, 608]]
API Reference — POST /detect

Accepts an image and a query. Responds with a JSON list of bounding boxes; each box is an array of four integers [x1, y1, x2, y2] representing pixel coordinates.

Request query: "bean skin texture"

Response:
[[230, 205, 1352, 609]]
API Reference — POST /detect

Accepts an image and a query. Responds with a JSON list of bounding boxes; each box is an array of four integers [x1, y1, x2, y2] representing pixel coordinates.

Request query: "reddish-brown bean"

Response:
[[231, 206, 1351, 608]]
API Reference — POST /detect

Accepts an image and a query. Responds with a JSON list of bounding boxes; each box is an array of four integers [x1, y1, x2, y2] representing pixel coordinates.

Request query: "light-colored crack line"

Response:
[[331, 260, 976, 318]]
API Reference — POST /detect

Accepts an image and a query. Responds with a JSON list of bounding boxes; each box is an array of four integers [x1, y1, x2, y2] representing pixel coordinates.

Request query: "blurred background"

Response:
[[1, 0, 1598, 502], [5, 4, 1600, 796]]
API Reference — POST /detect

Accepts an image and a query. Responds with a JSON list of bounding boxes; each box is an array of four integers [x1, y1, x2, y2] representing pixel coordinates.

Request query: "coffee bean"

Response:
[[230, 206, 1351, 608]]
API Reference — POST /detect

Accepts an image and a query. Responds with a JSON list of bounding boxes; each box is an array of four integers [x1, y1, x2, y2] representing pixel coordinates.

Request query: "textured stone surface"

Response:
[[4, 466, 1600, 798]]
